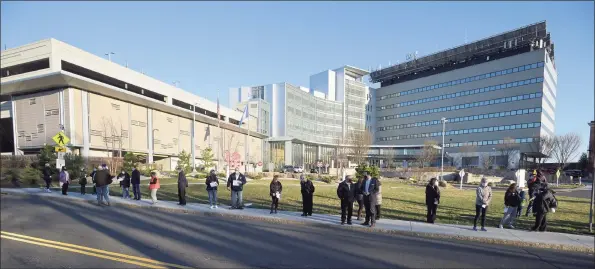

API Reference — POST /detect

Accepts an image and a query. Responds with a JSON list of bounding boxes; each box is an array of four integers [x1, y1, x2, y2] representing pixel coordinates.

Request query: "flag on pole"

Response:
[[239, 104, 248, 127]]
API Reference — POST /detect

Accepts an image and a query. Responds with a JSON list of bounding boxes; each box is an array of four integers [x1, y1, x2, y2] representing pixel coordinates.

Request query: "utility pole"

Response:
[[440, 117, 448, 181]]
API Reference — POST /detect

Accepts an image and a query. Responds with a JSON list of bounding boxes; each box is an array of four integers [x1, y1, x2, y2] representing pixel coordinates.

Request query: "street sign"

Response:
[[57, 152, 66, 160], [556, 169, 561, 186], [459, 169, 465, 189], [257, 161, 263, 167], [556, 169, 561, 179], [55, 159, 65, 169], [55, 146, 67, 153], [52, 131, 70, 146]]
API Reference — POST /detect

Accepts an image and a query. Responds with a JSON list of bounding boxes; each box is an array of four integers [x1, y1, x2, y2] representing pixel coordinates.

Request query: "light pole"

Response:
[[589, 121, 594, 233], [105, 52, 115, 62], [191, 102, 198, 174], [152, 129, 159, 164], [440, 117, 448, 181]]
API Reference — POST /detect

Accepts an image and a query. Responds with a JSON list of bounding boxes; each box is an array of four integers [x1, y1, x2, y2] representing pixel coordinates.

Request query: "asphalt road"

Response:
[[1, 195, 593, 269]]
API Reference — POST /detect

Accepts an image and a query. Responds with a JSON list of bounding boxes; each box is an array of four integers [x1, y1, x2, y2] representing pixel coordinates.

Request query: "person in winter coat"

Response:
[[149, 171, 160, 205], [425, 178, 441, 224], [79, 168, 88, 195], [354, 177, 364, 220], [177, 168, 188, 206], [526, 170, 546, 216], [300, 174, 315, 217], [131, 166, 141, 200], [500, 183, 521, 229], [361, 174, 381, 227], [205, 169, 219, 208], [59, 166, 70, 195], [473, 177, 492, 231], [118, 170, 131, 199], [269, 175, 283, 214], [337, 175, 357, 225], [43, 163, 52, 193], [94, 165, 112, 206], [531, 184, 558, 232], [90, 167, 98, 195], [375, 178, 383, 220], [227, 168, 247, 209], [517, 186, 526, 218]]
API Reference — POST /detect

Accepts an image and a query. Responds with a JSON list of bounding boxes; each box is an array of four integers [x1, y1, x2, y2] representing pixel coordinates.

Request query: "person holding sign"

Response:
[[269, 175, 283, 214], [206, 169, 219, 209], [473, 178, 492, 231], [425, 178, 440, 224], [227, 167, 247, 209]]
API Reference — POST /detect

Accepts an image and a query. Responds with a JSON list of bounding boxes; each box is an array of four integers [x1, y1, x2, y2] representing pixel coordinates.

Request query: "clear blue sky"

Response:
[[2, 1, 593, 153]]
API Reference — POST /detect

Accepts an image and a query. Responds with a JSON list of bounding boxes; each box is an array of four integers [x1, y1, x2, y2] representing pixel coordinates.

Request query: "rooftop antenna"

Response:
[[125, 61, 128, 68], [3, 44, 6, 50], [173, 81, 180, 87]]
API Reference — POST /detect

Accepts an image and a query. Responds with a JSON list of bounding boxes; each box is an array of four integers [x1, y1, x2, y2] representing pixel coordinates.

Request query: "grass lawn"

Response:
[[64, 179, 595, 236]]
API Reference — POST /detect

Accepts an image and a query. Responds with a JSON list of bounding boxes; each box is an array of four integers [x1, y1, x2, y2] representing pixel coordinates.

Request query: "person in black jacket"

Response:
[[94, 165, 112, 206], [425, 178, 440, 224], [43, 163, 52, 193], [118, 170, 131, 199], [360, 173, 380, 227], [526, 170, 546, 216], [354, 177, 364, 220], [269, 175, 282, 214], [300, 174, 315, 216], [90, 167, 98, 195], [177, 168, 188, 206], [79, 168, 88, 195], [531, 184, 558, 232], [131, 167, 141, 200], [337, 175, 357, 225], [206, 169, 219, 208], [227, 167, 247, 209], [499, 183, 521, 229]]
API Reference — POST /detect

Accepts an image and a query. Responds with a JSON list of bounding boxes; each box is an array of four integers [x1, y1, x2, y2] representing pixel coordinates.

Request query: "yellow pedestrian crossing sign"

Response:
[[556, 169, 561, 179], [52, 131, 70, 146]]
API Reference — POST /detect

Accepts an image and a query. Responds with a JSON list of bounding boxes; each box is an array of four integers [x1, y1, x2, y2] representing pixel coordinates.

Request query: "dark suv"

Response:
[[281, 165, 294, 173]]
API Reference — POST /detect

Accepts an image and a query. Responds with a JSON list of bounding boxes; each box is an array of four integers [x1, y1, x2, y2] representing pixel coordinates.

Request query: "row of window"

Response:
[[378, 77, 544, 111], [377, 122, 541, 141], [377, 61, 545, 101], [445, 137, 536, 148], [377, 91, 543, 121], [377, 107, 542, 132]]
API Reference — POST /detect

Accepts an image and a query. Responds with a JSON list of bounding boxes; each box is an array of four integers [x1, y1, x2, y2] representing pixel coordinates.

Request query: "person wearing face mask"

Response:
[[269, 175, 283, 214], [177, 167, 188, 206], [531, 183, 558, 232], [43, 163, 52, 193], [131, 166, 141, 200], [337, 175, 356, 225], [425, 178, 440, 224], [473, 178, 492, 231], [79, 168, 88, 195], [300, 174, 315, 216], [119, 170, 131, 199], [360, 173, 380, 227], [227, 167, 247, 209], [206, 169, 219, 209], [499, 183, 520, 229]]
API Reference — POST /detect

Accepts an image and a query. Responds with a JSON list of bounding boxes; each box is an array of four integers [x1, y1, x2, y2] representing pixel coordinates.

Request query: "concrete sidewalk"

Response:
[[1, 187, 593, 253]]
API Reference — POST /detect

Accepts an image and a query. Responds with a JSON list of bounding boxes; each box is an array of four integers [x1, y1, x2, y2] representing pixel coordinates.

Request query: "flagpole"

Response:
[[247, 105, 250, 173]]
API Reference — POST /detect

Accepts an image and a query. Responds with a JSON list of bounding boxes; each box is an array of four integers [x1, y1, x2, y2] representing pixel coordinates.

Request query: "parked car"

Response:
[[293, 166, 304, 173], [310, 168, 318, 173], [281, 165, 294, 173], [564, 169, 583, 177]]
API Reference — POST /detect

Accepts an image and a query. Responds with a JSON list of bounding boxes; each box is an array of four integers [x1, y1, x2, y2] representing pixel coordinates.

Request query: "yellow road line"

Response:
[[1, 231, 193, 269], [1, 235, 167, 268]]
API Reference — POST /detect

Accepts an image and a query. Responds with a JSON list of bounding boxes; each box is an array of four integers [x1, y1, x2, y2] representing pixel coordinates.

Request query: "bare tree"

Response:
[[416, 140, 439, 168], [349, 129, 373, 166], [497, 137, 519, 169], [334, 135, 349, 179], [528, 135, 556, 167], [100, 117, 124, 157], [551, 133, 582, 170], [459, 144, 477, 168], [480, 152, 494, 170]]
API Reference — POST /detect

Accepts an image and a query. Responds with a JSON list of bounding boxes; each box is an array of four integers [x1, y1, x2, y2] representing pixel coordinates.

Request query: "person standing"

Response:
[[337, 175, 356, 225], [227, 168, 247, 209], [59, 166, 70, 195], [425, 178, 440, 224], [94, 165, 112, 206], [531, 184, 558, 232], [526, 170, 546, 216], [500, 183, 521, 229], [269, 175, 283, 214], [177, 168, 188, 206], [375, 178, 383, 221], [131, 166, 141, 200], [517, 186, 526, 218], [361, 174, 380, 227], [119, 170, 131, 199], [90, 167, 98, 195], [43, 163, 52, 193], [354, 177, 364, 220], [149, 171, 160, 205], [473, 177, 492, 231], [300, 174, 315, 216], [206, 169, 219, 209], [79, 168, 88, 195]]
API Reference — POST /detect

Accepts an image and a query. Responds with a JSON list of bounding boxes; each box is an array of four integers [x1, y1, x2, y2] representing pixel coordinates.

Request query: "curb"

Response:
[[2, 191, 593, 254]]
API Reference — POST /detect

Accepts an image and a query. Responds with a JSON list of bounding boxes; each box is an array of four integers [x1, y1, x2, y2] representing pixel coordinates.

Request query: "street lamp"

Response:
[[105, 52, 115, 62], [440, 117, 448, 181], [191, 102, 198, 174]]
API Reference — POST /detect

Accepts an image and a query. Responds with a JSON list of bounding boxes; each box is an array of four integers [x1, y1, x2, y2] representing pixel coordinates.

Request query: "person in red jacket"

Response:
[[149, 172, 160, 205]]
